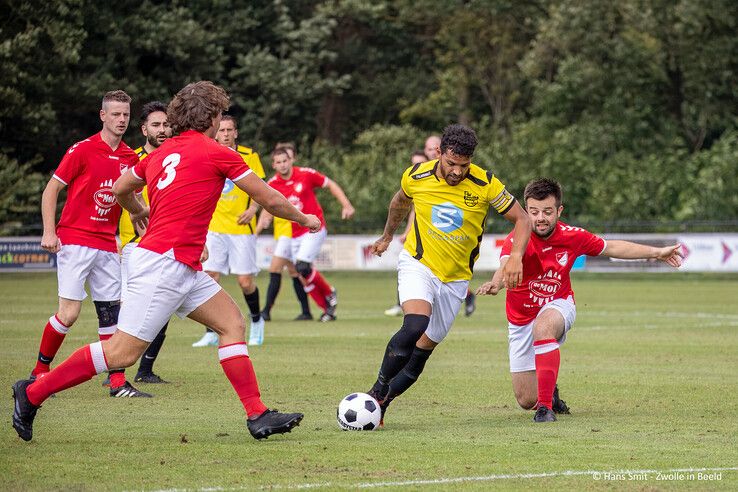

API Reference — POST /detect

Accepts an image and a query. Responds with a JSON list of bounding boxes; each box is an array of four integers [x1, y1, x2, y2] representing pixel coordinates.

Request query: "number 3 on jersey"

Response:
[[157, 153, 181, 189]]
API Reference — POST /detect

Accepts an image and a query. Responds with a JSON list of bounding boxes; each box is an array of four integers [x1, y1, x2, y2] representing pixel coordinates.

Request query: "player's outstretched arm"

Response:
[[235, 173, 320, 231], [602, 240, 683, 268], [371, 189, 413, 257], [325, 179, 355, 219], [477, 257, 508, 296], [499, 201, 532, 288], [113, 170, 149, 231], [40, 177, 66, 253]]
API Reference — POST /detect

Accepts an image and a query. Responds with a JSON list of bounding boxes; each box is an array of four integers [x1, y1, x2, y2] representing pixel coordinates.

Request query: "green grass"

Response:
[[1, 271, 737, 491]]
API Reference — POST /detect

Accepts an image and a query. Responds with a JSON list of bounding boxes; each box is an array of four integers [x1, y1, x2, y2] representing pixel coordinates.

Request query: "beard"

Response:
[[147, 133, 164, 148]]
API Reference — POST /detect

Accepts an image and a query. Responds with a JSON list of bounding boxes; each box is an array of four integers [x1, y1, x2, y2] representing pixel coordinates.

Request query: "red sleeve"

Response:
[[53, 144, 85, 184], [500, 233, 514, 257], [306, 167, 328, 188], [213, 147, 250, 181], [131, 156, 149, 182], [576, 229, 606, 256]]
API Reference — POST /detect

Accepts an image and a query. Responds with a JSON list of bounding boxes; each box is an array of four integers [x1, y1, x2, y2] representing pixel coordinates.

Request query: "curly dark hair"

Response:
[[167, 81, 229, 134], [440, 124, 478, 157], [524, 178, 563, 207], [140, 101, 168, 125]]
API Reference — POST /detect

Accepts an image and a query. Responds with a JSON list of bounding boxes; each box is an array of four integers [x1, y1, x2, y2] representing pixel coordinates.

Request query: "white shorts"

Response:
[[273, 236, 293, 261], [508, 296, 576, 373], [201, 232, 258, 276], [118, 247, 222, 342], [120, 242, 138, 299], [292, 227, 327, 264], [397, 250, 468, 344], [56, 244, 121, 301]]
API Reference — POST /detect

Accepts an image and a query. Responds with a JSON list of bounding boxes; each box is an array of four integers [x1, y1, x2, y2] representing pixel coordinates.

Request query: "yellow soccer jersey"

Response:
[[273, 216, 292, 238], [208, 145, 266, 234], [401, 160, 515, 282], [118, 147, 149, 245]]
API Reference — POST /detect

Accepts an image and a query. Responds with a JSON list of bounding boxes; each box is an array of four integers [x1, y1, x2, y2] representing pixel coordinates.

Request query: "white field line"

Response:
[[587, 310, 738, 319], [147, 466, 738, 491]]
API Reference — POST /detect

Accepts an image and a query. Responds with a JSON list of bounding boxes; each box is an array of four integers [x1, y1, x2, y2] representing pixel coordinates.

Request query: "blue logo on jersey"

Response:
[[431, 202, 464, 233], [222, 179, 235, 194]]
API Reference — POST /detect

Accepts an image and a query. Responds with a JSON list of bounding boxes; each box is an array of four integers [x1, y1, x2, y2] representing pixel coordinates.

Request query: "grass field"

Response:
[[1, 271, 737, 491]]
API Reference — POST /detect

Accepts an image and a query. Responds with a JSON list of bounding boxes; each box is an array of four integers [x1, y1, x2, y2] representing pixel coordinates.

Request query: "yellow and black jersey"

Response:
[[208, 145, 266, 234], [273, 216, 292, 238], [401, 160, 515, 282], [118, 147, 149, 245]]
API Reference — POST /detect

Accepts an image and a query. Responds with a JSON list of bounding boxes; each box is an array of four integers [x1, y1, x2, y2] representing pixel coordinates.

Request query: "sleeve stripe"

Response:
[[321, 177, 329, 188], [130, 167, 143, 180], [232, 169, 253, 182], [52, 174, 68, 185], [598, 239, 608, 255]]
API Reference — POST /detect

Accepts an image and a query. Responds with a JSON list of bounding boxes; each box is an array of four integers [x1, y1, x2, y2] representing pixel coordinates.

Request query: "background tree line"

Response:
[[1, 0, 736, 234]]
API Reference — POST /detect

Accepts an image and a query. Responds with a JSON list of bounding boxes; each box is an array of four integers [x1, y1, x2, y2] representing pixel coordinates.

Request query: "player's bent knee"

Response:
[[295, 260, 312, 278], [515, 395, 537, 410], [388, 314, 430, 357]]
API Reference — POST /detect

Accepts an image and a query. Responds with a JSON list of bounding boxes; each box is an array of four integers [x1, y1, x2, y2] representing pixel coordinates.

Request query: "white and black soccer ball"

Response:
[[336, 392, 382, 431]]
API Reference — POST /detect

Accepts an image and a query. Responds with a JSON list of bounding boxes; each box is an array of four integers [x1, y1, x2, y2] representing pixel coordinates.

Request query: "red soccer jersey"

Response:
[[53, 132, 138, 252], [267, 166, 327, 237], [501, 222, 606, 325], [132, 130, 251, 270]]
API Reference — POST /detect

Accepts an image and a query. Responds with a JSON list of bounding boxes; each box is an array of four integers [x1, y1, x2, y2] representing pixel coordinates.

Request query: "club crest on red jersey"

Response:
[[556, 251, 568, 266]]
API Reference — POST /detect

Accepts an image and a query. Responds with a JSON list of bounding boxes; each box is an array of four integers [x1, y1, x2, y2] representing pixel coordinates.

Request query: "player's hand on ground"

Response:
[[502, 253, 523, 289], [476, 280, 504, 296], [370, 235, 392, 257], [342, 204, 355, 220], [41, 231, 61, 253], [303, 214, 322, 232], [200, 244, 209, 263], [657, 244, 683, 268], [237, 209, 256, 225]]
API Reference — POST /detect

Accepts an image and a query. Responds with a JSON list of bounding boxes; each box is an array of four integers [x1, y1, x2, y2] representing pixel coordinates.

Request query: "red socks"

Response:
[[218, 343, 268, 418], [534, 339, 560, 409], [27, 342, 108, 406], [32, 315, 69, 377], [98, 332, 126, 388], [303, 270, 332, 311]]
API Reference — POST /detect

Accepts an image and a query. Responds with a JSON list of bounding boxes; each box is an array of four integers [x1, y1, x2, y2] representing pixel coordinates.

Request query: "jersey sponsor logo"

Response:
[[556, 251, 568, 266], [528, 270, 562, 306], [463, 191, 479, 207], [411, 170, 433, 180], [93, 179, 116, 217], [222, 179, 235, 194], [431, 202, 463, 233]]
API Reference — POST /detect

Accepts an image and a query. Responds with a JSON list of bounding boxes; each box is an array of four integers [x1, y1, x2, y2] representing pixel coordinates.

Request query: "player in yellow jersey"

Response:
[[366, 124, 532, 425], [256, 143, 313, 321], [193, 115, 268, 347], [119, 101, 172, 388]]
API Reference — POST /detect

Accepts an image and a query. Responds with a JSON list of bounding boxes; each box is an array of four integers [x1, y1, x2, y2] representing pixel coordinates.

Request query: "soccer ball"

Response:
[[336, 392, 382, 431]]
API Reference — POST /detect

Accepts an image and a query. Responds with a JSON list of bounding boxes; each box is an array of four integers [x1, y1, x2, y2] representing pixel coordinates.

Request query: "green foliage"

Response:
[[0, 152, 46, 235], [304, 124, 426, 233], [1, 0, 736, 233]]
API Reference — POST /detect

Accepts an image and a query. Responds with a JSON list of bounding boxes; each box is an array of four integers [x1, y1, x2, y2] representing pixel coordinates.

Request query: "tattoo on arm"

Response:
[[383, 191, 413, 237]]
